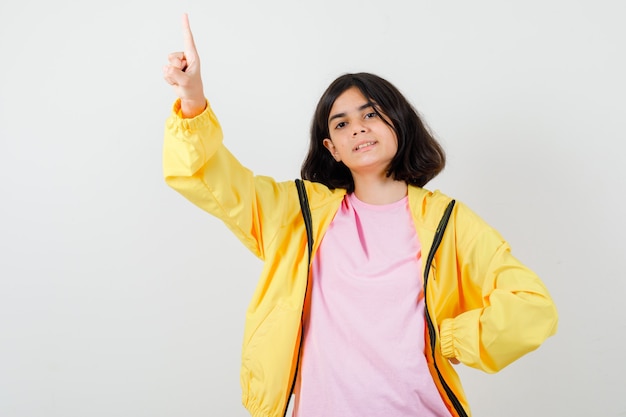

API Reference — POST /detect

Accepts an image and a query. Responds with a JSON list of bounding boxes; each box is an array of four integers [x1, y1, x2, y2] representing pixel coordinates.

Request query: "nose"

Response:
[[352, 125, 366, 136]]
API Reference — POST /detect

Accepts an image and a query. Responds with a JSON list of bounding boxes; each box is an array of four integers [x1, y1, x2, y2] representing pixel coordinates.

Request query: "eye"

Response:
[[335, 121, 347, 129], [365, 112, 378, 119]]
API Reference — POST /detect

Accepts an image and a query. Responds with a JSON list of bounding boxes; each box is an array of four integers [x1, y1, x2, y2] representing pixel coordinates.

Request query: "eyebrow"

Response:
[[328, 101, 377, 123]]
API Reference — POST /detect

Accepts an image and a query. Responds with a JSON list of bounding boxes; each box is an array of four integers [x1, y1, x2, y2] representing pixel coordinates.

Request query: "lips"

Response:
[[353, 141, 377, 151]]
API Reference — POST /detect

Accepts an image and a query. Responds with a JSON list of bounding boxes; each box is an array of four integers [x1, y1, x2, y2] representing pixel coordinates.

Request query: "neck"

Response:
[[352, 174, 408, 205]]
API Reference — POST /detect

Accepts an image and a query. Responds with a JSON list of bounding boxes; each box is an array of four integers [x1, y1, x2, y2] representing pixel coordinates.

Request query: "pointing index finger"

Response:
[[182, 13, 197, 60]]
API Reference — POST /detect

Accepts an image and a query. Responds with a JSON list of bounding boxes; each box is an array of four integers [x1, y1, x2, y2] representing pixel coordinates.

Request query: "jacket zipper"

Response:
[[423, 199, 468, 417], [282, 328, 304, 417], [282, 275, 309, 417], [283, 180, 315, 417]]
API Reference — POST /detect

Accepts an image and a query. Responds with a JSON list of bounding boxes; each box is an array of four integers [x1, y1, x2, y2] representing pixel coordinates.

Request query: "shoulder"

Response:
[[301, 180, 347, 210], [408, 186, 495, 234], [408, 186, 454, 224]]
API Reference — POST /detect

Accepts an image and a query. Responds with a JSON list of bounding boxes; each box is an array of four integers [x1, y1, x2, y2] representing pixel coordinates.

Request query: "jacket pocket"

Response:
[[241, 302, 301, 412]]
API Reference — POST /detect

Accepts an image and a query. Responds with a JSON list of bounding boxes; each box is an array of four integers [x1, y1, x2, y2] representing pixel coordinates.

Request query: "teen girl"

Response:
[[162, 14, 558, 417]]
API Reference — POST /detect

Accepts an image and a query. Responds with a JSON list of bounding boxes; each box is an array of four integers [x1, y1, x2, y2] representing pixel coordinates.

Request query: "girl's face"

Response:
[[323, 87, 398, 178]]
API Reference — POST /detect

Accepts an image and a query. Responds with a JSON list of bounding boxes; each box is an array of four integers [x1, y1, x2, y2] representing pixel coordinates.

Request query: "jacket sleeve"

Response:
[[438, 202, 558, 373], [162, 99, 287, 260]]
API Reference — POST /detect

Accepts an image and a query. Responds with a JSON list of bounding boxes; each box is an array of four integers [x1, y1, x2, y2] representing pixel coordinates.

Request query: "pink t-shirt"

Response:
[[293, 193, 450, 417]]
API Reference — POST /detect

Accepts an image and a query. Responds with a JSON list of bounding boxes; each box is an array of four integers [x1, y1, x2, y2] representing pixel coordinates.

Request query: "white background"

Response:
[[1, 0, 624, 416]]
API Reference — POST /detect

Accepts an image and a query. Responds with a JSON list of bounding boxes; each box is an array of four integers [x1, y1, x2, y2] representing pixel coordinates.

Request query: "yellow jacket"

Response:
[[163, 100, 558, 417]]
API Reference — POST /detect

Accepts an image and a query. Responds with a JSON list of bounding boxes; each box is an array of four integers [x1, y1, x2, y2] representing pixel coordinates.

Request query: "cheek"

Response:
[[328, 134, 345, 149]]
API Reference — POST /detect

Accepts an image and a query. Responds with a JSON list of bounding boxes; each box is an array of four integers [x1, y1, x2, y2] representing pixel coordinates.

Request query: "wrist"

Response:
[[180, 98, 207, 118]]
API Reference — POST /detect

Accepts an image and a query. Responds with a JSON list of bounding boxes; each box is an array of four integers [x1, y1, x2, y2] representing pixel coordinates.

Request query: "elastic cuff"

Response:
[[167, 98, 212, 135], [439, 318, 456, 359]]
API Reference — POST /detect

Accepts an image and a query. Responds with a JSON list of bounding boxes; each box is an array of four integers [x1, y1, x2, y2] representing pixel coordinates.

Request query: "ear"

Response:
[[323, 138, 341, 161]]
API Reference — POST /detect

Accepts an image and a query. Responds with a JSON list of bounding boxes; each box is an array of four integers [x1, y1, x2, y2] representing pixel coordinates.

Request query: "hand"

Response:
[[163, 13, 206, 118]]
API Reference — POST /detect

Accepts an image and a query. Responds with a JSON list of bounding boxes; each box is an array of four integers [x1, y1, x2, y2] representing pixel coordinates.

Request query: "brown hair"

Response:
[[301, 73, 445, 192]]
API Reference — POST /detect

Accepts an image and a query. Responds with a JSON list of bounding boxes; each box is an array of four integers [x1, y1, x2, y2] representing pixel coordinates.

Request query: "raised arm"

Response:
[[161, 15, 291, 260], [162, 13, 206, 118]]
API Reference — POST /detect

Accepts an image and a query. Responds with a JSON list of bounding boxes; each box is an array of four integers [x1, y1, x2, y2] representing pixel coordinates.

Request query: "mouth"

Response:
[[353, 141, 377, 152]]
